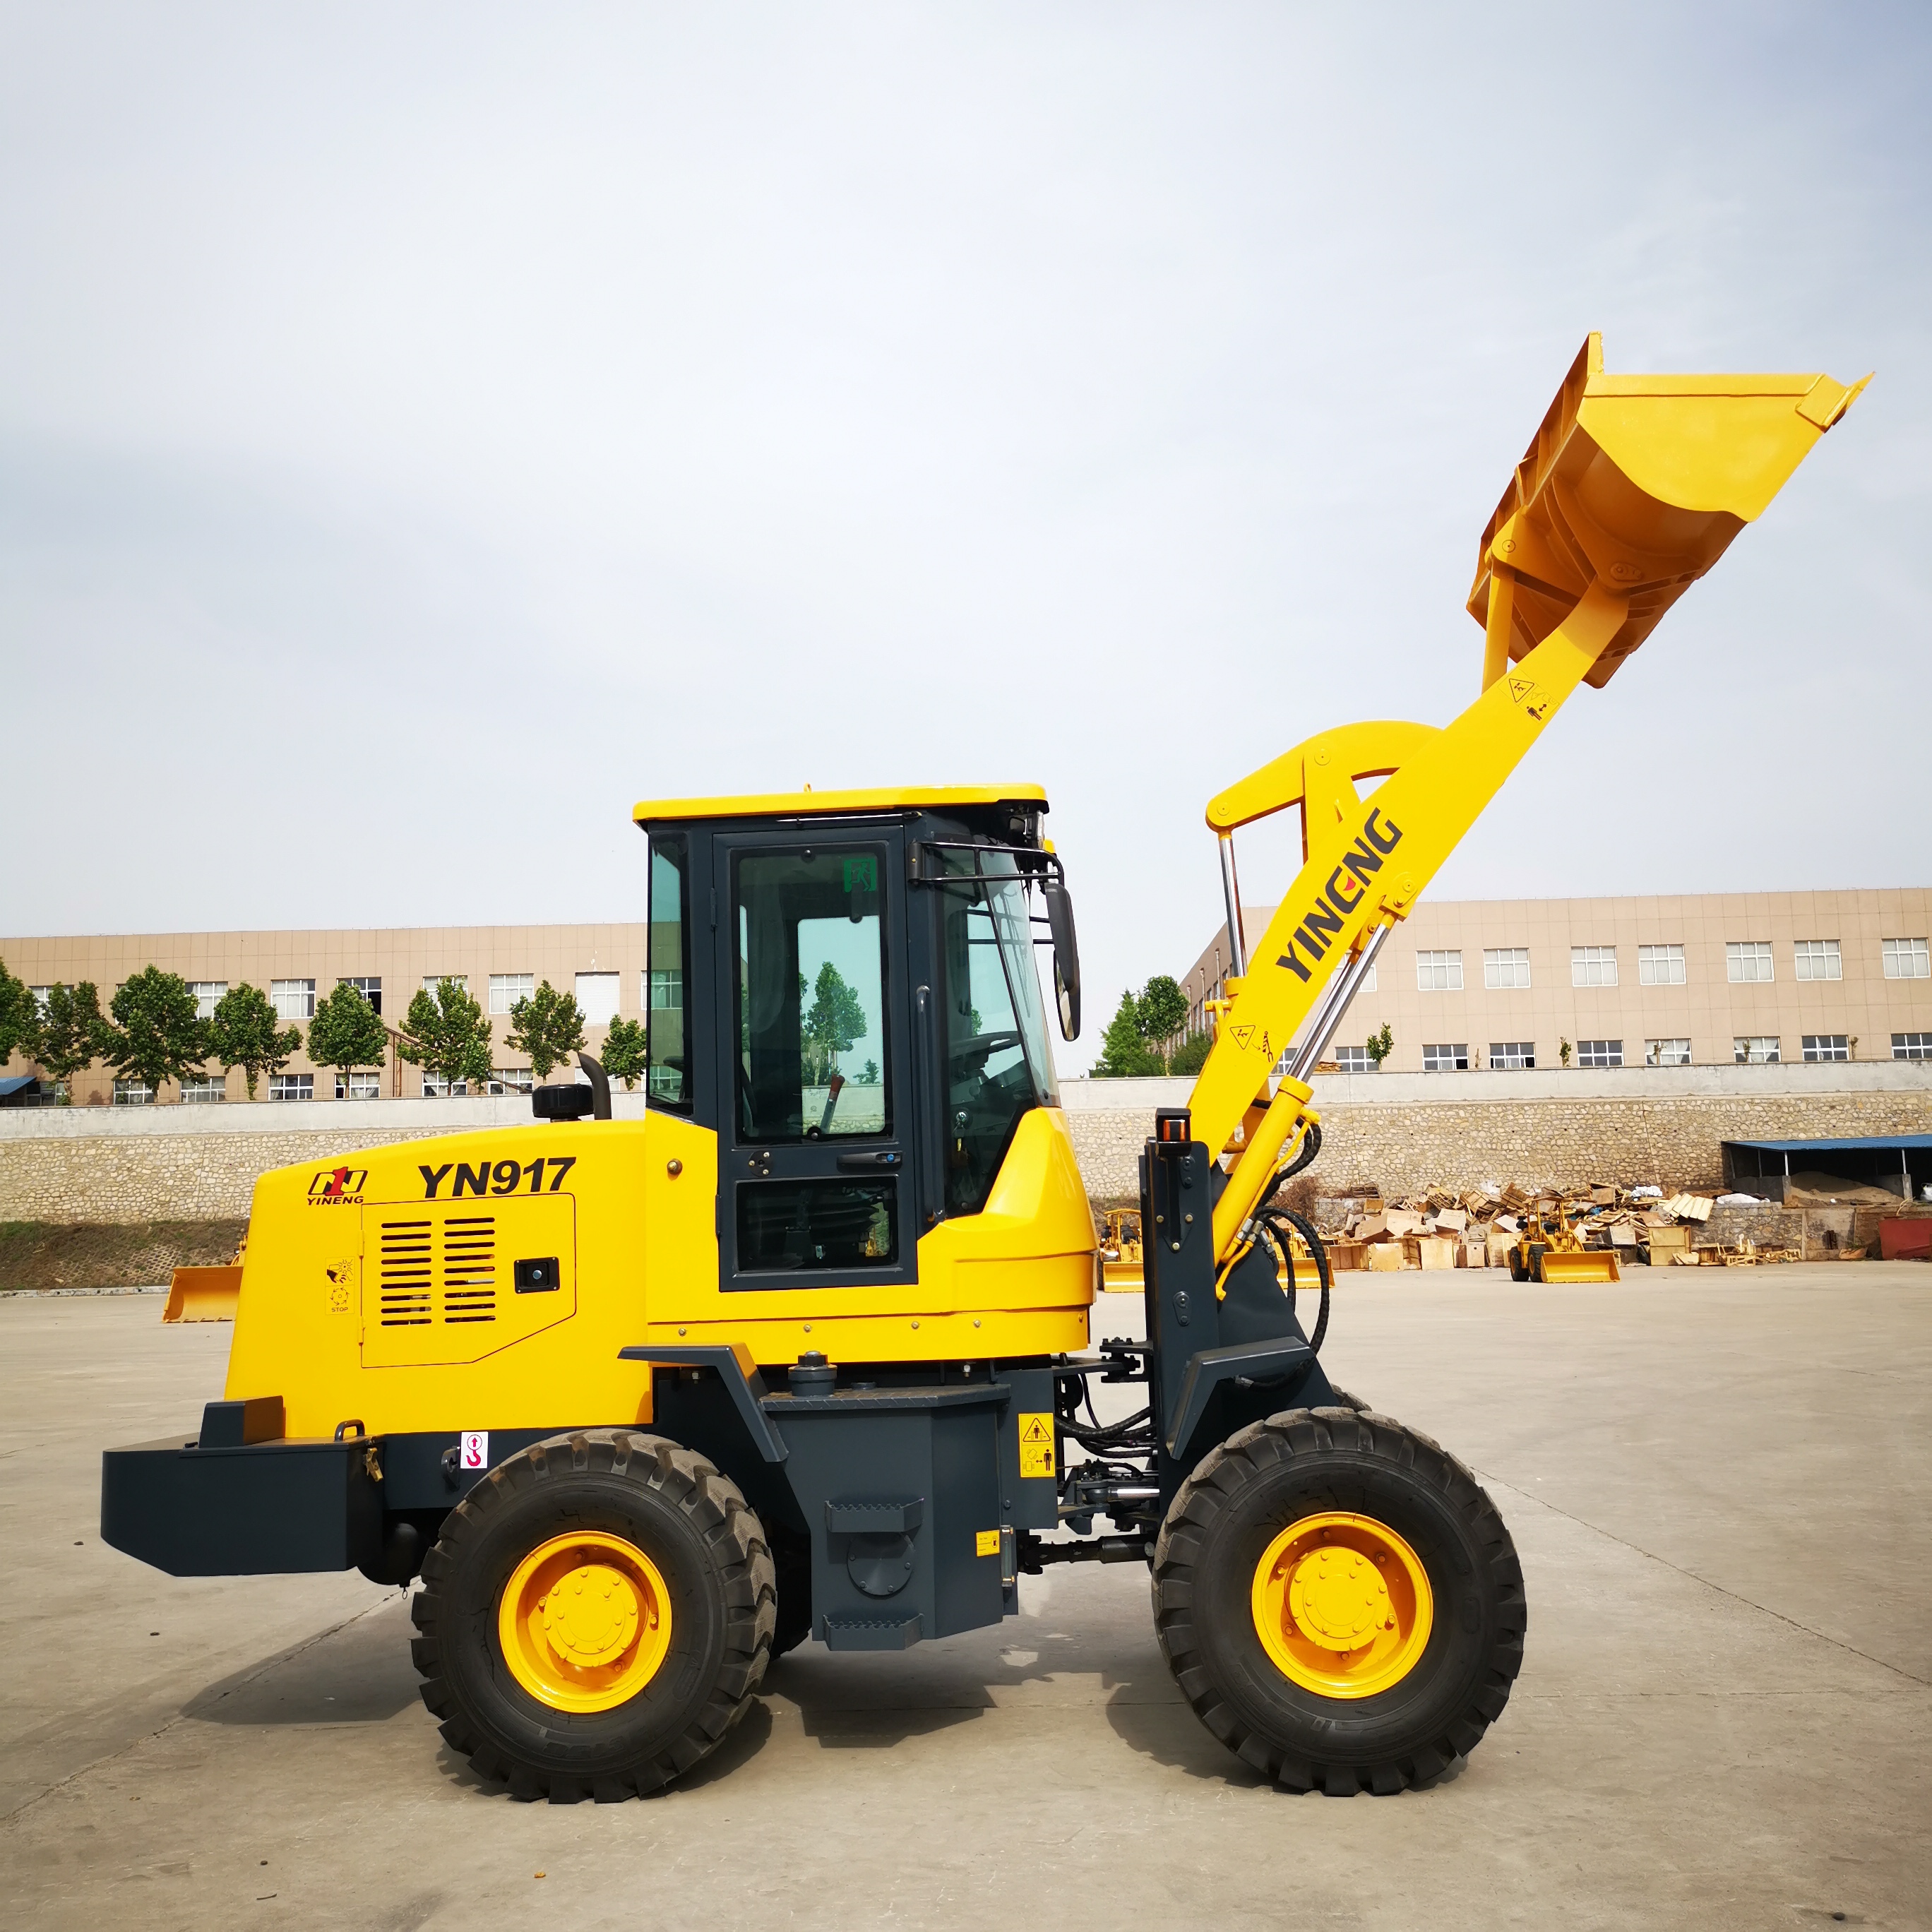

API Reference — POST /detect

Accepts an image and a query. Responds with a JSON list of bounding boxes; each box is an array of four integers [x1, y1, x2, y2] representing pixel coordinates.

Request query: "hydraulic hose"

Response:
[[1260, 1205, 1331, 1355]]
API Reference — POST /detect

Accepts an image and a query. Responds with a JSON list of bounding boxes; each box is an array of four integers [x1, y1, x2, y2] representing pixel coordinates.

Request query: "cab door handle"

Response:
[[837, 1150, 902, 1171]]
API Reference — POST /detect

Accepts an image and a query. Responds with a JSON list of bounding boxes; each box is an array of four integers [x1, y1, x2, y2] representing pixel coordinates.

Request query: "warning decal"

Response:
[[460, 1431, 489, 1471], [975, 1530, 1001, 1558], [1018, 1412, 1056, 1480]]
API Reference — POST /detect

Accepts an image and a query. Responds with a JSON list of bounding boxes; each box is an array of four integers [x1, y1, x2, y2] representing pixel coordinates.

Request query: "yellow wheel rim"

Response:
[[497, 1531, 674, 1714], [1251, 1512, 1433, 1700]]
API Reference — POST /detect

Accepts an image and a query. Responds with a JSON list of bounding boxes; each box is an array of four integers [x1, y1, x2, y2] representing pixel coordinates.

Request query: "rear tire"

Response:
[[1153, 1406, 1525, 1794], [411, 1429, 775, 1801]]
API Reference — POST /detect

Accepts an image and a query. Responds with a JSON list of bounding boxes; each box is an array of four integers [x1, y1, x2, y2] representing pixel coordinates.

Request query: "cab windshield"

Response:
[[939, 849, 1058, 1215]]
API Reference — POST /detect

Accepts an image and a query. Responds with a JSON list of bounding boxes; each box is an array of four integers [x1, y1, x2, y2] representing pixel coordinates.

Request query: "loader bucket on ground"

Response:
[[1535, 1251, 1621, 1286], [162, 1265, 242, 1322], [1469, 333, 1869, 690]]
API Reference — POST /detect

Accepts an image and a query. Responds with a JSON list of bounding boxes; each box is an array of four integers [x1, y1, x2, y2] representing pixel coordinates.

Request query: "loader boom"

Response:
[[1188, 333, 1869, 1258]]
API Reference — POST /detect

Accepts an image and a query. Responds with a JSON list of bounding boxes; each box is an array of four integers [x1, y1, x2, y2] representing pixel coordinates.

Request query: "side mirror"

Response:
[[1043, 875, 1081, 1041]]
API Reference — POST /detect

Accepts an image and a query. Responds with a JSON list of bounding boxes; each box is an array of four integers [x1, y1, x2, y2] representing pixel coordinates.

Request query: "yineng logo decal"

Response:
[[308, 1166, 369, 1205], [1272, 806, 1405, 989]]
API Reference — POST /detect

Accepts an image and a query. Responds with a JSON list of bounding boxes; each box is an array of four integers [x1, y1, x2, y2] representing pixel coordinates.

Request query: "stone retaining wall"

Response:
[[0, 1126, 453, 1222], [1062, 1088, 1932, 1200], [1, 1080, 1928, 1222]]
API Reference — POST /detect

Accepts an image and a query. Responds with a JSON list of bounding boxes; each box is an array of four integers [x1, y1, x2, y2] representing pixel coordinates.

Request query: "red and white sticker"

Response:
[[460, 1431, 489, 1471]]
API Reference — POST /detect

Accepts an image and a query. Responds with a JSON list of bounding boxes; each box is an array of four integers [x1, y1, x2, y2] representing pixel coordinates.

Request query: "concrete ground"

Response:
[[3, 1269, 1928, 1931]]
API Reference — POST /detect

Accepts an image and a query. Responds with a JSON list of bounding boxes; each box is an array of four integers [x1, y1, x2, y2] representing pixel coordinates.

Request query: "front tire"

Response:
[[1153, 1407, 1525, 1794], [411, 1429, 775, 1801]]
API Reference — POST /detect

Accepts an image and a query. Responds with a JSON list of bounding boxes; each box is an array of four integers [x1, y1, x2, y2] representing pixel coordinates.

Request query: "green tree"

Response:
[[400, 977, 493, 1095], [505, 979, 588, 1080], [1169, 1029, 1213, 1076], [602, 1016, 647, 1091], [1091, 990, 1163, 1078], [107, 967, 208, 1100], [35, 982, 114, 1091], [0, 959, 40, 1066], [1135, 975, 1188, 1066], [308, 980, 390, 1090], [804, 962, 867, 1083], [1364, 1022, 1394, 1069], [208, 983, 303, 1099]]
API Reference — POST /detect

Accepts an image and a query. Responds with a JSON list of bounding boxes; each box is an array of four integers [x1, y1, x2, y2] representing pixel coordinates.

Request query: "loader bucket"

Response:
[[1469, 333, 1870, 688], [1535, 1250, 1621, 1287], [162, 1264, 242, 1322]]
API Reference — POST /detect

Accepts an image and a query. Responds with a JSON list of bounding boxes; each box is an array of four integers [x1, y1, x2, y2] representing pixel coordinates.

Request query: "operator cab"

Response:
[[633, 787, 1082, 1296]]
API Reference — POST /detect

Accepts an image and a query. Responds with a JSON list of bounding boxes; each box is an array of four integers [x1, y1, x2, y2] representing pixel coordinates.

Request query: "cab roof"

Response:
[[633, 784, 1047, 826]]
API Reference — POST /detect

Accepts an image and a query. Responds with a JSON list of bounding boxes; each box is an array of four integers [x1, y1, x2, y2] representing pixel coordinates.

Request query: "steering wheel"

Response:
[[952, 1030, 1022, 1065]]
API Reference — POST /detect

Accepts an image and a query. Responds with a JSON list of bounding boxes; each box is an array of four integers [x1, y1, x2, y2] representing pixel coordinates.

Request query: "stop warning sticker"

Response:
[[1018, 1412, 1055, 1480]]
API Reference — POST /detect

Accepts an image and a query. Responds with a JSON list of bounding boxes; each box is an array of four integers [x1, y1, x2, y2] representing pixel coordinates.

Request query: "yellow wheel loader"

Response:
[[101, 336, 1864, 1800], [1505, 1206, 1622, 1285]]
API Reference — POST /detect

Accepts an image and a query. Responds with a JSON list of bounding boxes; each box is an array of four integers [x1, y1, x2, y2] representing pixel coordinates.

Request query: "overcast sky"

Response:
[[2, 2, 1925, 1071]]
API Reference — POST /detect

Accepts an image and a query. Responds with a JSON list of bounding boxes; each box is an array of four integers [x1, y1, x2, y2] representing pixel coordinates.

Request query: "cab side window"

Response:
[[646, 835, 692, 1112], [940, 864, 1040, 1213], [735, 849, 890, 1143]]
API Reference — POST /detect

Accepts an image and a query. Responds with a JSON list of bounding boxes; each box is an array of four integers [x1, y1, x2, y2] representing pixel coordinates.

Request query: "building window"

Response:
[[421, 1073, 470, 1097], [1360, 962, 1378, 993], [271, 978, 316, 1020], [335, 1071, 382, 1099], [1645, 1039, 1693, 1066], [422, 974, 470, 994], [576, 971, 621, 1025], [1882, 937, 1930, 979], [1415, 950, 1462, 992], [340, 976, 382, 1016], [1734, 1036, 1780, 1065], [489, 973, 535, 1015], [1483, 948, 1531, 990], [487, 1068, 535, 1095], [1488, 1041, 1534, 1069], [188, 981, 227, 1020], [179, 1075, 226, 1102], [1421, 1042, 1469, 1071], [29, 985, 52, 1013], [112, 1078, 153, 1105], [1638, 945, 1686, 986], [269, 1073, 314, 1101], [1793, 940, 1842, 982], [1576, 1039, 1623, 1068], [1801, 1034, 1849, 1062], [1571, 946, 1617, 988], [1727, 942, 1774, 984], [1332, 1045, 1373, 1073], [1894, 1032, 1932, 1061], [646, 968, 684, 1009]]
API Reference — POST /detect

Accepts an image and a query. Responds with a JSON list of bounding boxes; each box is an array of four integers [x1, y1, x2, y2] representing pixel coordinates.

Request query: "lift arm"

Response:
[[1185, 333, 1870, 1260]]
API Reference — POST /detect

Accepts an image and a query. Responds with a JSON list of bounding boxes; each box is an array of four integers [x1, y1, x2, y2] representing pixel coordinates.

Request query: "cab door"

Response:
[[712, 827, 918, 1291]]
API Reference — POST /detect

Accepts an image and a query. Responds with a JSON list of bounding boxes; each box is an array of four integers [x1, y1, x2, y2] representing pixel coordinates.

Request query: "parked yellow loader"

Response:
[[102, 335, 1863, 1801]]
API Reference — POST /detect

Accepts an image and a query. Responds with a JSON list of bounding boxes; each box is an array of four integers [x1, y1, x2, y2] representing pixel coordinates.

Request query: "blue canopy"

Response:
[[0, 1074, 40, 1097], [1723, 1134, 1932, 1155]]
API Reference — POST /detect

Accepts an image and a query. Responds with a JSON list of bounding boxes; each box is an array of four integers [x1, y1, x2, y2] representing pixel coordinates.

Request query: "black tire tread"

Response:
[[410, 1428, 776, 1801], [1152, 1405, 1525, 1794]]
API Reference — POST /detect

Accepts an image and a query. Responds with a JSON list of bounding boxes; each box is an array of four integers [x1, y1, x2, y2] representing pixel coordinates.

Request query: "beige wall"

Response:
[[0, 924, 646, 1103], [1181, 889, 1932, 1073]]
